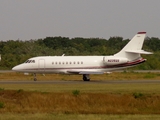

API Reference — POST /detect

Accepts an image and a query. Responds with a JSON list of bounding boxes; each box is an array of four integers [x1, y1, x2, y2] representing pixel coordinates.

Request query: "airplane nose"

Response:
[[12, 66, 18, 71], [12, 65, 22, 71], [12, 67, 14, 71]]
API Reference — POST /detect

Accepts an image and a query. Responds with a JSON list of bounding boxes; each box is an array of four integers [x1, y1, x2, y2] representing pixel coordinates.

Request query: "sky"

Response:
[[0, 0, 160, 40]]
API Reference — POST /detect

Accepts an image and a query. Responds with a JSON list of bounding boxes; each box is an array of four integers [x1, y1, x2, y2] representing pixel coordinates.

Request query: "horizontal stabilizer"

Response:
[[125, 50, 153, 54]]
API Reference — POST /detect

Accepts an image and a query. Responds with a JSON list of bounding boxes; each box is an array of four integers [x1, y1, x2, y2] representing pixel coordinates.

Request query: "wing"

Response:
[[67, 70, 104, 74]]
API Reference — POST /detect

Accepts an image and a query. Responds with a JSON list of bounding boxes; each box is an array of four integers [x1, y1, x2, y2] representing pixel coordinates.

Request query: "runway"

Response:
[[1, 70, 160, 73], [0, 80, 160, 84]]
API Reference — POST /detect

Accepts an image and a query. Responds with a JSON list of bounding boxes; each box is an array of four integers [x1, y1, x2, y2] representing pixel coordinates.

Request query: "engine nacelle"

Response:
[[103, 57, 129, 65]]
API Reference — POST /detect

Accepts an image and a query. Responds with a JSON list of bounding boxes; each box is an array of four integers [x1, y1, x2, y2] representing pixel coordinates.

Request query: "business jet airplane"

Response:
[[12, 32, 152, 81]]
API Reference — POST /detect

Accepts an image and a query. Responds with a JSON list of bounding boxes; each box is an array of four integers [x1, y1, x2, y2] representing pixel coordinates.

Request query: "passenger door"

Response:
[[38, 59, 45, 72]]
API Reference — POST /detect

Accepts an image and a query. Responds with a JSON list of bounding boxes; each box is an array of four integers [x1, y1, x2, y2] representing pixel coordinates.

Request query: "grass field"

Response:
[[1, 71, 160, 81], [0, 71, 160, 119]]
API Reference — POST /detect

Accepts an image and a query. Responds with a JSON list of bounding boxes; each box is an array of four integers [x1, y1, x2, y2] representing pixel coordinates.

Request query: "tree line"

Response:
[[0, 36, 159, 70]]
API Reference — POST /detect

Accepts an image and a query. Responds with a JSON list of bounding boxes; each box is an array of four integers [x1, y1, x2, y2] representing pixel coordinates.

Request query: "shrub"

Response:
[[0, 102, 4, 108], [133, 92, 144, 99], [0, 88, 4, 91], [72, 90, 80, 96], [17, 89, 24, 93]]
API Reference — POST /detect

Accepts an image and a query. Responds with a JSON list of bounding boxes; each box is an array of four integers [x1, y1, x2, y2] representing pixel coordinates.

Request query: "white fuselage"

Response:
[[12, 55, 145, 74]]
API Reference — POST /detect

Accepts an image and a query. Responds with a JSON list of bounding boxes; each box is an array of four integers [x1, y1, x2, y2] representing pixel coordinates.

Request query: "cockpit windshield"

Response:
[[25, 59, 35, 63]]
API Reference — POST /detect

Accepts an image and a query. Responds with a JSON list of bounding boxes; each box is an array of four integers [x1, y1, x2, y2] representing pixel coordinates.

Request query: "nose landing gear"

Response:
[[33, 73, 37, 81]]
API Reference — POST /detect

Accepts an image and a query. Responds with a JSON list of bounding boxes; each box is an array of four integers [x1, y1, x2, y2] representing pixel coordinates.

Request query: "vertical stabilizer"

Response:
[[114, 32, 151, 60]]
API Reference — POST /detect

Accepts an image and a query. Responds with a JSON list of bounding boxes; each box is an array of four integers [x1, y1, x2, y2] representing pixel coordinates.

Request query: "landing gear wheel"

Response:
[[83, 74, 90, 81], [33, 73, 37, 81]]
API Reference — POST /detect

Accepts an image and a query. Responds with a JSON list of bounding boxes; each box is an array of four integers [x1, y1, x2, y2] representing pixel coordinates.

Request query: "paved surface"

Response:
[[1, 70, 160, 73], [0, 70, 14, 73], [0, 80, 160, 84]]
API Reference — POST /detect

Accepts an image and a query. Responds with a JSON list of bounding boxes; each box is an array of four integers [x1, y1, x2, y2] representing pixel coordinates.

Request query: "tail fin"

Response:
[[114, 32, 152, 60]]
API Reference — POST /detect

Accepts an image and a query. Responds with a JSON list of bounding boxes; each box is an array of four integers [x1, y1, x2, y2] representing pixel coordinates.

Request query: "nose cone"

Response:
[[12, 67, 15, 71], [12, 64, 23, 71]]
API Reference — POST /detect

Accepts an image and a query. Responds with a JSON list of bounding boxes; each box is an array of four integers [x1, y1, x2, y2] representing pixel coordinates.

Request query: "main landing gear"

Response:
[[33, 73, 90, 81], [83, 74, 90, 81], [33, 73, 37, 81]]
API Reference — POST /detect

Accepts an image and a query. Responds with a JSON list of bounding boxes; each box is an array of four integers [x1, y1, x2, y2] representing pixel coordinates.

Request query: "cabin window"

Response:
[[25, 60, 35, 63], [28, 60, 32, 63], [66, 62, 68, 64], [32, 60, 35, 63], [25, 60, 29, 63]]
